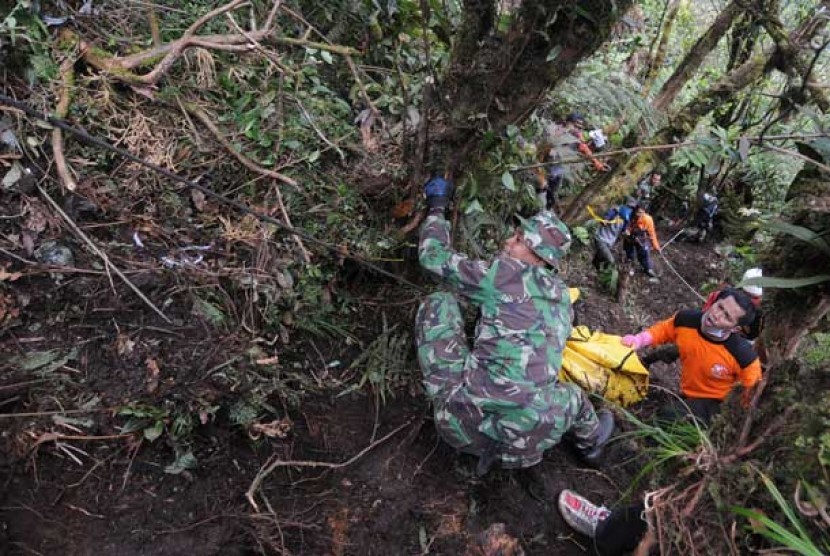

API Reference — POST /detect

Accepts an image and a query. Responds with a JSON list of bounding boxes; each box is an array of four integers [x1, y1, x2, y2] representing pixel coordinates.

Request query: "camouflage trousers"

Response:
[[415, 292, 600, 468]]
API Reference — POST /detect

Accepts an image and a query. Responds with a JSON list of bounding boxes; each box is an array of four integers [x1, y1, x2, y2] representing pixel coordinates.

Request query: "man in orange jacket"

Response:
[[623, 205, 661, 277], [621, 288, 761, 425]]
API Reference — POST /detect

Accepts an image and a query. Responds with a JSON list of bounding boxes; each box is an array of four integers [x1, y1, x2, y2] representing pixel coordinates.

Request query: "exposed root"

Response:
[[245, 419, 412, 512]]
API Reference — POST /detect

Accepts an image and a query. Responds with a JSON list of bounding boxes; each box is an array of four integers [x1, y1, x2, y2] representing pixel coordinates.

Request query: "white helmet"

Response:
[[741, 267, 763, 297]]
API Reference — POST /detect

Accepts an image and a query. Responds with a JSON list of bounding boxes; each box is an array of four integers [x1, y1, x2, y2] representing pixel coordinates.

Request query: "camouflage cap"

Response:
[[518, 211, 572, 267]]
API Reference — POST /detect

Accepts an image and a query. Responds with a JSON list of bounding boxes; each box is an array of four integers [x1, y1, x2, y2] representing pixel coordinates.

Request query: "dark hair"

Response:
[[566, 112, 585, 123], [716, 288, 756, 326]]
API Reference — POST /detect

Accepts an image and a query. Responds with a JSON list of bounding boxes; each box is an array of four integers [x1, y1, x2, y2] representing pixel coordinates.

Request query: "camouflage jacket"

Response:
[[419, 214, 573, 439]]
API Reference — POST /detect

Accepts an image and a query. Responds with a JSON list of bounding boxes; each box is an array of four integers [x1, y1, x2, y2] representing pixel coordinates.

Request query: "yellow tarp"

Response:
[[559, 325, 649, 407]]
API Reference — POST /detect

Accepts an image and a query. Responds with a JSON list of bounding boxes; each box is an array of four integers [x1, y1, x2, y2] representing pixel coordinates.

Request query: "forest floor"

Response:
[[0, 216, 727, 555]]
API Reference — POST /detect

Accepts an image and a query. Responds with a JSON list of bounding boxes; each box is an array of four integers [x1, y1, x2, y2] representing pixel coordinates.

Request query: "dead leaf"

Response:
[[255, 354, 279, 366], [22, 199, 49, 234], [328, 508, 349, 556], [191, 189, 207, 212], [145, 358, 160, 394], [21, 231, 35, 256], [0, 293, 20, 324], [392, 199, 414, 219], [470, 523, 524, 556], [249, 418, 292, 439], [356, 108, 379, 153], [116, 333, 135, 356]]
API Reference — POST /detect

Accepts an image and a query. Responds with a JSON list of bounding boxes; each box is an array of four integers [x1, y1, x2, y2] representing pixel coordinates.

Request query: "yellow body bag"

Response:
[[559, 325, 650, 407]]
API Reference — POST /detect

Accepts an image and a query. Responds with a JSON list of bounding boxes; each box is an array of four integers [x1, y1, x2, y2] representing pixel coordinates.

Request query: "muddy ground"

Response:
[[0, 222, 727, 555]]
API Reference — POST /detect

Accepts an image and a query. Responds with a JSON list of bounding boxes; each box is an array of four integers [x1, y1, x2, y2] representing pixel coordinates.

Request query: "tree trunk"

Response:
[[652, 1, 743, 112], [563, 3, 830, 221], [641, 0, 682, 97], [426, 0, 634, 178], [761, 141, 830, 364], [757, 0, 830, 113]]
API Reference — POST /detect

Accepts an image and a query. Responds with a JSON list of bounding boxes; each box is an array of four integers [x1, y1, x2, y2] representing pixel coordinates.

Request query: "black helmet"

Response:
[[565, 112, 585, 124]]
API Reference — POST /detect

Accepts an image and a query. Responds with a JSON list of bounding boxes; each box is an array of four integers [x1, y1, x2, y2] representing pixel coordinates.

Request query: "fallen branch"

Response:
[[0, 407, 116, 419], [181, 101, 298, 187], [37, 185, 174, 323], [52, 51, 78, 192], [69, 0, 358, 87], [245, 419, 413, 512]]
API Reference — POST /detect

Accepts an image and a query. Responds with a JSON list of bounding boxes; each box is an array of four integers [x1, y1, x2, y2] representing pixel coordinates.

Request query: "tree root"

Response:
[[245, 419, 412, 512]]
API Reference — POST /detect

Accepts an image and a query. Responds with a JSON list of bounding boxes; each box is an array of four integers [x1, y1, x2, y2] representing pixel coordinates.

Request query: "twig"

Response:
[[224, 11, 293, 75], [295, 98, 345, 159], [681, 478, 708, 518], [0, 407, 115, 419], [37, 185, 173, 323], [761, 143, 830, 174], [719, 407, 795, 465], [344, 55, 381, 121], [245, 419, 413, 512], [181, 101, 297, 188], [52, 52, 78, 192], [0, 379, 52, 392]]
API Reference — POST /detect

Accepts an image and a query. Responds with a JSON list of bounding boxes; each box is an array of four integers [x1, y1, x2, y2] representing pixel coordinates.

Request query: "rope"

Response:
[[0, 93, 428, 293], [658, 250, 705, 302]]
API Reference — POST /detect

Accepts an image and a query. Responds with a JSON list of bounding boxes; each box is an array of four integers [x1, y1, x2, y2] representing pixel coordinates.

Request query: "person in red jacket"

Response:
[[621, 288, 761, 425], [702, 267, 764, 341], [623, 205, 661, 277]]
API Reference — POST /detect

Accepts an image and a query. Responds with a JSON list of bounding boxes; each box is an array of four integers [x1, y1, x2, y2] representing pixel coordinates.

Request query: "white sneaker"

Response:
[[557, 489, 611, 538]]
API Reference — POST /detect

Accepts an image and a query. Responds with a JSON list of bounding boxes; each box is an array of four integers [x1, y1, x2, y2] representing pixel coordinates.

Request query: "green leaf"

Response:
[[143, 420, 164, 442], [765, 221, 830, 258], [308, 150, 321, 163], [320, 50, 333, 64], [739, 275, 830, 289], [11, 350, 61, 371], [464, 199, 484, 215], [546, 45, 562, 62], [165, 451, 198, 475], [193, 298, 226, 326], [501, 171, 515, 191]]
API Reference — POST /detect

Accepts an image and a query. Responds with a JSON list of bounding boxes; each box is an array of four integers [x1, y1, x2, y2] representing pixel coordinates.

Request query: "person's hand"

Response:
[[424, 176, 453, 212], [621, 331, 653, 350]]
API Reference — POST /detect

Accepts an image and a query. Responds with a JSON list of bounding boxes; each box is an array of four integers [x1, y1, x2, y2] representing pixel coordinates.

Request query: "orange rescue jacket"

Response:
[[629, 213, 660, 250], [647, 310, 761, 401]]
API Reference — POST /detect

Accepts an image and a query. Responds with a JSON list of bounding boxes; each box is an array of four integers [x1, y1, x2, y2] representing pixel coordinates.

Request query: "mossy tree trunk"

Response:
[[641, 0, 683, 97], [421, 0, 634, 179], [761, 143, 830, 363], [652, 0, 743, 111]]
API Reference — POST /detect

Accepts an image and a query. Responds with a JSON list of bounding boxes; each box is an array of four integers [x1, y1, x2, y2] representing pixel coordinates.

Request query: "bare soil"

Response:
[[0, 223, 728, 555]]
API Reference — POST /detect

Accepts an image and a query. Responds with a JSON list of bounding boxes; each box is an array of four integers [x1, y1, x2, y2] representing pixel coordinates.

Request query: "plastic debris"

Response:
[[34, 241, 75, 267]]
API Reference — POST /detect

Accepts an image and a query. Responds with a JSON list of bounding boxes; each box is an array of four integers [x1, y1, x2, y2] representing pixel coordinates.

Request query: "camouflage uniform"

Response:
[[416, 212, 600, 468]]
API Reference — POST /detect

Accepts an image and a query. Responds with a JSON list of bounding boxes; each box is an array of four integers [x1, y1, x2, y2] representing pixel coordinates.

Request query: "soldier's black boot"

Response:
[[476, 440, 501, 477], [577, 409, 615, 466], [516, 465, 548, 504]]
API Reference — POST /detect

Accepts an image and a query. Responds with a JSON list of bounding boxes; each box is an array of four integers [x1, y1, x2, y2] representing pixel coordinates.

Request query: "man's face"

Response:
[[650, 174, 662, 185], [502, 229, 535, 261], [703, 295, 746, 330]]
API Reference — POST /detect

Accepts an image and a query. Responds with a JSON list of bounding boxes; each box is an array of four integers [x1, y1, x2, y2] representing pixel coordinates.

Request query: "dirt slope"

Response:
[[0, 226, 729, 555]]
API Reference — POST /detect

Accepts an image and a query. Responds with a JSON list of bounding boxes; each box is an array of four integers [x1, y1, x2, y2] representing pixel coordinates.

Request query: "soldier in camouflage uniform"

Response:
[[416, 177, 614, 473]]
